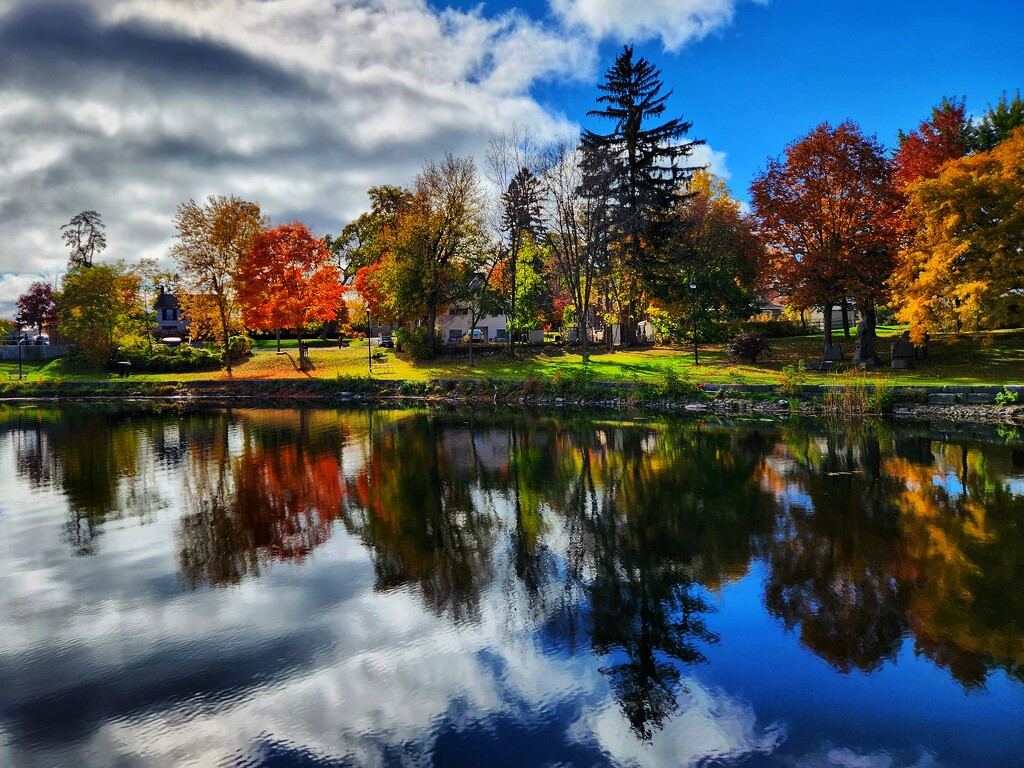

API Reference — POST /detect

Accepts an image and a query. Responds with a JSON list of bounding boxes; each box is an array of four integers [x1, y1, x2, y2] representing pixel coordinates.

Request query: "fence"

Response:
[[0, 345, 69, 362]]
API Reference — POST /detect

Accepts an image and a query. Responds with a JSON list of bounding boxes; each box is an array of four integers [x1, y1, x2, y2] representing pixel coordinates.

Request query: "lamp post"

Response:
[[366, 304, 372, 377], [689, 281, 698, 366]]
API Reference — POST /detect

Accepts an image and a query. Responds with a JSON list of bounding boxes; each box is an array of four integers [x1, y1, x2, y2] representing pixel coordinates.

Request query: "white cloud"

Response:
[[550, 0, 742, 50], [0, 0, 740, 315]]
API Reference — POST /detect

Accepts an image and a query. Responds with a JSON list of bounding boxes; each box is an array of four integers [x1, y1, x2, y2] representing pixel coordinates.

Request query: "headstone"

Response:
[[823, 343, 844, 362]]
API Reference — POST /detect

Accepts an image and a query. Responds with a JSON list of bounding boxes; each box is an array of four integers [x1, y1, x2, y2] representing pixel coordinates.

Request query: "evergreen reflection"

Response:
[[3, 404, 1023, 740]]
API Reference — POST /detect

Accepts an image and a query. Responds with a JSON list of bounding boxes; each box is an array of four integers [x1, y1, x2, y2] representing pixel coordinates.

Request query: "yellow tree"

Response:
[[894, 127, 1024, 341], [171, 195, 266, 374]]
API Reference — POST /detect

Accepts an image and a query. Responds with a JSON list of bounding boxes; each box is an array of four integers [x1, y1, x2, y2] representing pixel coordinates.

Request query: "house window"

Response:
[[162, 308, 177, 321], [496, 329, 508, 340], [448, 329, 462, 342]]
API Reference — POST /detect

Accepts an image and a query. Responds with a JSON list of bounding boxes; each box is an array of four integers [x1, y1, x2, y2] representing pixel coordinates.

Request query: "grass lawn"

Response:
[[22, 327, 1024, 388]]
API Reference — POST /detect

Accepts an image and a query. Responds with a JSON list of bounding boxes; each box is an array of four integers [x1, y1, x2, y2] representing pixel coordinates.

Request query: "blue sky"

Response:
[[483, 0, 1024, 191], [0, 0, 1020, 315]]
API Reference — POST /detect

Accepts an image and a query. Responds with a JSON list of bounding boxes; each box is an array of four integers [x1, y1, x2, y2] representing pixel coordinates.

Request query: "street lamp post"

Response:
[[366, 304, 372, 377], [689, 281, 698, 366]]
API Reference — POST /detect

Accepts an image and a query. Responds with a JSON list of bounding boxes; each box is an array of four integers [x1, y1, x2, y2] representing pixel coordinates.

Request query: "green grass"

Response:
[[18, 328, 1024, 387]]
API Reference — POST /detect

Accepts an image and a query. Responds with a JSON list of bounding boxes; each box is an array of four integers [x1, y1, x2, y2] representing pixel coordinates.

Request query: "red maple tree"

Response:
[[236, 222, 344, 342]]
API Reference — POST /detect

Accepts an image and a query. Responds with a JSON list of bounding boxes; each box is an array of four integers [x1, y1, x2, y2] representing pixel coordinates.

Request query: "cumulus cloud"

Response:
[[0, 0, 740, 315], [550, 0, 747, 50]]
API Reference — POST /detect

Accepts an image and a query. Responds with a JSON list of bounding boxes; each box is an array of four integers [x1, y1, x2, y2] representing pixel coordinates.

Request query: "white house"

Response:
[[436, 305, 509, 344]]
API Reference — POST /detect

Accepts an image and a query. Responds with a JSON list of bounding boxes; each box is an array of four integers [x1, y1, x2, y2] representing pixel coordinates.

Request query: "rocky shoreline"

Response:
[[2, 378, 1023, 428]]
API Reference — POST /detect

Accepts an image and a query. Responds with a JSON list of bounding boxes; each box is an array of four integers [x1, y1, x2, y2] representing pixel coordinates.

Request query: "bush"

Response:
[[996, 388, 1020, 405], [779, 360, 808, 397], [227, 335, 252, 360], [401, 327, 443, 360], [728, 333, 772, 363], [121, 341, 223, 372]]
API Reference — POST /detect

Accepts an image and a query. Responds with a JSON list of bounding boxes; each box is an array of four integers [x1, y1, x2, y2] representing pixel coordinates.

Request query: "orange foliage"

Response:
[[237, 222, 344, 335]]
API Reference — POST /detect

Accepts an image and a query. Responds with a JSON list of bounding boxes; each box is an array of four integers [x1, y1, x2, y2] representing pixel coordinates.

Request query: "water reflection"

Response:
[[1, 406, 1022, 765]]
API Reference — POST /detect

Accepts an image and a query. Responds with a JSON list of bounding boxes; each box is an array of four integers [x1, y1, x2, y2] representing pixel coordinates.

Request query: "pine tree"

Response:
[[582, 45, 703, 345], [500, 166, 541, 351]]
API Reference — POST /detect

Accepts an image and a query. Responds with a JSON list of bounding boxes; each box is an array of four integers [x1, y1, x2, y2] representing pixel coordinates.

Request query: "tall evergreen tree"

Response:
[[582, 45, 704, 345], [499, 166, 542, 351], [970, 90, 1024, 152]]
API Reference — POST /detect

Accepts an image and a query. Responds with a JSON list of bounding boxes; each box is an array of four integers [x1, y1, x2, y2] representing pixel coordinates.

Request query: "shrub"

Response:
[[728, 333, 771, 363], [226, 335, 252, 360], [995, 388, 1020, 406], [120, 342, 223, 372], [656, 366, 696, 400], [779, 360, 808, 397], [402, 327, 443, 360]]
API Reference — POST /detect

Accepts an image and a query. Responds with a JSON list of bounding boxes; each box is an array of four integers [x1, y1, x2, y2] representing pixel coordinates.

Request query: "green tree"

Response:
[[58, 264, 143, 367], [970, 90, 1024, 152], [583, 45, 704, 346]]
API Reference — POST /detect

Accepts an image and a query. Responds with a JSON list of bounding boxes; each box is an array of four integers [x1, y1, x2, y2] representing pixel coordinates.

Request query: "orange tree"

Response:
[[750, 121, 897, 363], [236, 222, 345, 346]]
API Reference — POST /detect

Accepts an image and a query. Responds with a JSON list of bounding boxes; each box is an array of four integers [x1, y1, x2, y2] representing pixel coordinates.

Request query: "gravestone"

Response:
[[823, 343, 844, 362]]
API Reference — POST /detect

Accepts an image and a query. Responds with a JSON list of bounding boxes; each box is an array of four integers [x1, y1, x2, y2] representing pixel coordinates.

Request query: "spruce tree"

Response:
[[582, 46, 703, 344]]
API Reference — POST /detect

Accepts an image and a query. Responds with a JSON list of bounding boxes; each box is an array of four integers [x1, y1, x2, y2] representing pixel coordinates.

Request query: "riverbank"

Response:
[[2, 377, 1023, 426]]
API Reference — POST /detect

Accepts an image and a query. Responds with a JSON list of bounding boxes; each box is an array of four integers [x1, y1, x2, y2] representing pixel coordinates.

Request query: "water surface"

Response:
[[0, 406, 1021, 767]]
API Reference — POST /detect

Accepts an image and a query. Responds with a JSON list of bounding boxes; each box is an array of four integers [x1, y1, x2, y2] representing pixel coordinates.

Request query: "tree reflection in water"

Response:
[[5, 406, 1024, 741], [176, 409, 351, 588]]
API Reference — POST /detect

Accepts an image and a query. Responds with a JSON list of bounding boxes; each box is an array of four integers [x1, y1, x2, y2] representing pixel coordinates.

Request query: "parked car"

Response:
[[461, 329, 485, 343], [379, 333, 394, 348]]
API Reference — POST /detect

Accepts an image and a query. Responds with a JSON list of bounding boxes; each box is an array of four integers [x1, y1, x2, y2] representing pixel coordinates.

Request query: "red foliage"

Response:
[[750, 121, 898, 311], [237, 222, 344, 336], [15, 282, 57, 331], [893, 99, 970, 190]]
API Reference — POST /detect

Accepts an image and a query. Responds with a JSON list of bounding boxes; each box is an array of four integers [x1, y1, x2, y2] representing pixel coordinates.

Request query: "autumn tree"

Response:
[[60, 210, 106, 269], [540, 138, 613, 362], [171, 195, 266, 374], [236, 222, 346, 355], [893, 127, 1024, 340], [893, 97, 971, 191], [750, 121, 897, 363], [583, 45, 704, 345], [654, 170, 762, 342], [354, 155, 488, 357], [15, 281, 58, 335], [970, 90, 1024, 152], [58, 264, 143, 367]]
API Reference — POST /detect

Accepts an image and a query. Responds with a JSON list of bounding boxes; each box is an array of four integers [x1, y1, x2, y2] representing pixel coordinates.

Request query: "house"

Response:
[[154, 287, 188, 336], [436, 305, 509, 344]]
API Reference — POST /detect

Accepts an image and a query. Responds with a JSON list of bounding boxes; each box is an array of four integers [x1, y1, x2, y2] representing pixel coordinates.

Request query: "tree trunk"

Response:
[[841, 301, 851, 339], [219, 301, 232, 375], [426, 304, 437, 357], [823, 301, 834, 355], [620, 299, 637, 347], [799, 308, 807, 333]]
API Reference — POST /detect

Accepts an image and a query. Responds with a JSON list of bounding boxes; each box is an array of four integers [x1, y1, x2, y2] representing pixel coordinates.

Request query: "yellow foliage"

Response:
[[894, 127, 1024, 343]]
